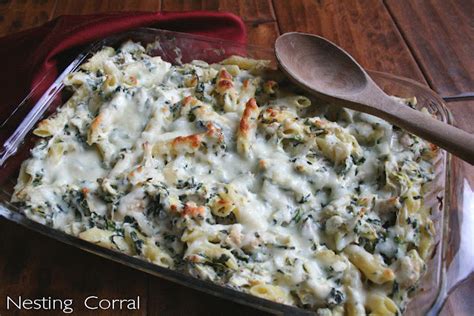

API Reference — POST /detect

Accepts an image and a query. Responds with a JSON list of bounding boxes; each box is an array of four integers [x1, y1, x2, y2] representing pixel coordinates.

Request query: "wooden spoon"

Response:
[[275, 32, 474, 165]]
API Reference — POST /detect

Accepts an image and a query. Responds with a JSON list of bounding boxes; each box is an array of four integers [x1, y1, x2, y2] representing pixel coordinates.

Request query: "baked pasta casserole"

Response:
[[13, 41, 437, 315]]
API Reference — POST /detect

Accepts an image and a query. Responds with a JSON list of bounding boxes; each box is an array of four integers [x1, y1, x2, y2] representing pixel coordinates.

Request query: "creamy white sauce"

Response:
[[13, 41, 436, 315]]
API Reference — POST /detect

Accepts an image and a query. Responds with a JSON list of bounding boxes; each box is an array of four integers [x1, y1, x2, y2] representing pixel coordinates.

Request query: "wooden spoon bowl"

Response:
[[281, 35, 367, 95]]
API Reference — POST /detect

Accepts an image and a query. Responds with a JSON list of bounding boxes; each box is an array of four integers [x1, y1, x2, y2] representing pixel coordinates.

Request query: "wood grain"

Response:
[[0, 0, 11, 9], [161, 0, 276, 23], [0, 9, 6, 33], [385, 0, 474, 96], [162, 0, 280, 50], [53, 0, 161, 16], [272, 0, 426, 83], [0, 0, 55, 36], [447, 101, 474, 135], [246, 21, 279, 47], [2, 0, 55, 9]]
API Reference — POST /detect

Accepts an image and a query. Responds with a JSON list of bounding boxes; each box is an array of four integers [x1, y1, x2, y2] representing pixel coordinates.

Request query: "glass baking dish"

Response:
[[0, 28, 463, 315]]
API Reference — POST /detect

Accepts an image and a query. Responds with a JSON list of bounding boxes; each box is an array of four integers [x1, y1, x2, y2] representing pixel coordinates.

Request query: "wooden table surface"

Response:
[[0, 1, 473, 315]]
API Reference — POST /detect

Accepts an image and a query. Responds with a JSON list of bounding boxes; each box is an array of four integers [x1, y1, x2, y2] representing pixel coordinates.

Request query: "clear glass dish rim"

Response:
[[0, 27, 454, 316]]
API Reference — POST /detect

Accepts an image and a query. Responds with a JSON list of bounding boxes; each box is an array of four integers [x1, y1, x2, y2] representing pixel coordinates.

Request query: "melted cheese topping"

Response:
[[13, 41, 436, 315]]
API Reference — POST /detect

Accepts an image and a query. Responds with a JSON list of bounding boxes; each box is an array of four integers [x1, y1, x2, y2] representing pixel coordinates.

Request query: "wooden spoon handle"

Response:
[[382, 101, 474, 165]]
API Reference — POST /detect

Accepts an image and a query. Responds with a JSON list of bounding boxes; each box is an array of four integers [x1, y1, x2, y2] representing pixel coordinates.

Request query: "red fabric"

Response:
[[0, 11, 246, 126], [0, 11, 246, 184]]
